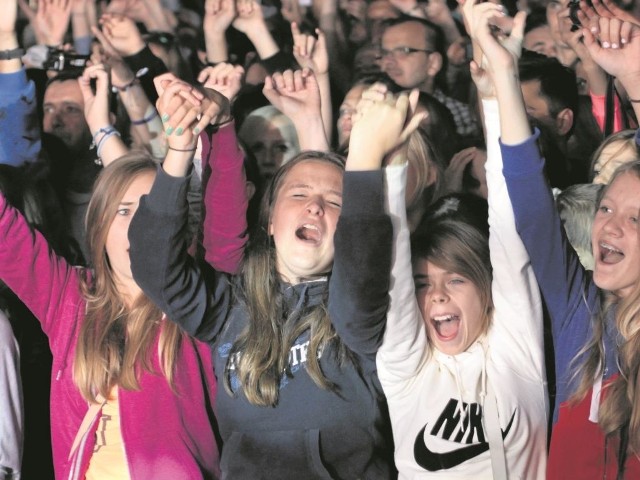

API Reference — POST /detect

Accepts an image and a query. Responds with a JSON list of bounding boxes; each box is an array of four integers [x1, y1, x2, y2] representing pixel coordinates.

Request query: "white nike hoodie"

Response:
[[377, 100, 548, 479]]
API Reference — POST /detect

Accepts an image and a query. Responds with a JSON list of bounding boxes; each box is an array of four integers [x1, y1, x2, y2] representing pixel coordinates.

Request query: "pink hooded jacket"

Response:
[[0, 123, 246, 479]]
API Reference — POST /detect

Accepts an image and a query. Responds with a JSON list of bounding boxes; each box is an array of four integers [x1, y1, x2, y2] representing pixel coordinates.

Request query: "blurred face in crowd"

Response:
[[337, 84, 367, 146], [380, 21, 440, 92], [366, 0, 399, 43], [523, 24, 557, 58], [43, 79, 92, 153], [239, 109, 300, 180]]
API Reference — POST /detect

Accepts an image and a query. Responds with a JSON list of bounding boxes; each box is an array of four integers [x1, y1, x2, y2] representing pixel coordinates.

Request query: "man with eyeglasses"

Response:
[[379, 16, 479, 140]]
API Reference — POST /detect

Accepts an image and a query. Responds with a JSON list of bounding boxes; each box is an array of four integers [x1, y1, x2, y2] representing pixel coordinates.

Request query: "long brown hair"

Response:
[[224, 151, 354, 407], [411, 218, 494, 353], [74, 154, 184, 402], [570, 161, 640, 459]]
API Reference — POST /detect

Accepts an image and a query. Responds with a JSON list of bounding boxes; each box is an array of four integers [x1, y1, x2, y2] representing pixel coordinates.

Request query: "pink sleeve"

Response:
[[0, 194, 79, 339], [590, 91, 624, 133], [200, 121, 248, 275]]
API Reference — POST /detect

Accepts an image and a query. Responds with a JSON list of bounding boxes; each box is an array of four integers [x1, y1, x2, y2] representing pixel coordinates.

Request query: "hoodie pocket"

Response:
[[221, 428, 334, 479]]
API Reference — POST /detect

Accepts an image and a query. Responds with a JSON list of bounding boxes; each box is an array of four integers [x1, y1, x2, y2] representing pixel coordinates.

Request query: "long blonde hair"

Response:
[[570, 160, 640, 462], [74, 154, 184, 402], [225, 151, 355, 407]]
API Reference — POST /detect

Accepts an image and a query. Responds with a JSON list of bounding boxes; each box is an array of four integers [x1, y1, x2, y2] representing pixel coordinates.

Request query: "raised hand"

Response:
[[280, 0, 303, 25], [349, 84, 425, 168], [19, 0, 72, 46], [204, 0, 236, 34], [198, 63, 245, 103], [581, 0, 640, 29], [263, 69, 321, 121], [464, 1, 526, 99], [388, 0, 419, 14], [444, 147, 477, 193], [78, 63, 112, 133], [97, 13, 145, 57], [155, 73, 230, 136], [291, 23, 329, 75], [583, 17, 640, 93], [92, 19, 137, 88], [232, 0, 264, 34], [78, 63, 129, 164], [263, 68, 328, 150]]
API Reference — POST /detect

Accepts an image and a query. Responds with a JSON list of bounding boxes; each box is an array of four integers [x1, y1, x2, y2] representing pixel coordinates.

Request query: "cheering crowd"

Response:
[[1, 0, 640, 477]]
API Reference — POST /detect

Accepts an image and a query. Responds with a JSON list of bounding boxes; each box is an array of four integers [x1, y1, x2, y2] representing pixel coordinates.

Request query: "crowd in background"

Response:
[[0, 0, 640, 477]]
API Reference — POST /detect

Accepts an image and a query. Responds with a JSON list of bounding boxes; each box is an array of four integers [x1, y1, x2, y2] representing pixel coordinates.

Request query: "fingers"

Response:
[[599, 15, 611, 47], [620, 20, 633, 45], [154, 73, 205, 106], [157, 81, 200, 134], [510, 10, 527, 43], [78, 63, 110, 101]]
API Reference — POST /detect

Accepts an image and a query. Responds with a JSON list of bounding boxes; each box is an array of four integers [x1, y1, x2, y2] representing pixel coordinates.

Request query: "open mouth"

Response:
[[295, 224, 321, 244], [599, 242, 624, 265], [431, 314, 460, 340]]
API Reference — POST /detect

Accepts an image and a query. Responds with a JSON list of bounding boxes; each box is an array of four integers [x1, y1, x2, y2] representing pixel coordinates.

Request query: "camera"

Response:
[[23, 45, 89, 72], [43, 48, 89, 72]]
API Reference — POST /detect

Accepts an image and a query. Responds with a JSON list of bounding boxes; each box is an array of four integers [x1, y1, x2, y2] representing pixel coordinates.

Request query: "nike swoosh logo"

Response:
[[414, 410, 516, 471]]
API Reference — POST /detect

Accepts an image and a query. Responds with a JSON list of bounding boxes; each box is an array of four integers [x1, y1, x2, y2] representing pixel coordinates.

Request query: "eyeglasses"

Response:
[[378, 46, 434, 60]]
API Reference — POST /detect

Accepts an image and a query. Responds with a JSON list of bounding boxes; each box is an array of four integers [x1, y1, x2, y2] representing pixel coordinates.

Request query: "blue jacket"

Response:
[[0, 69, 40, 166], [500, 131, 621, 422], [129, 168, 395, 479]]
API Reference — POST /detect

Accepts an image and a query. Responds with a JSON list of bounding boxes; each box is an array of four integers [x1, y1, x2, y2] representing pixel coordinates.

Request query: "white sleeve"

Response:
[[376, 164, 428, 391], [482, 98, 545, 380], [0, 310, 22, 479]]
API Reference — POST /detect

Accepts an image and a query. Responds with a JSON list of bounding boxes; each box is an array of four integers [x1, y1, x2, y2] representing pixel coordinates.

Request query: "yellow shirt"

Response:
[[85, 387, 131, 480]]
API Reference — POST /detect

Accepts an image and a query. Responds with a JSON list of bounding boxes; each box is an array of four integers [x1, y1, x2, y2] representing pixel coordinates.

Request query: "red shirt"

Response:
[[548, 376, 640, 479]]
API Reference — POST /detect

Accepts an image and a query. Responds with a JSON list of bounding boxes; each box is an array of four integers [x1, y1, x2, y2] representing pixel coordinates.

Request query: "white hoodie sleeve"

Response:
[[482, 98, 545, 381], [376, 164, 429, 392]]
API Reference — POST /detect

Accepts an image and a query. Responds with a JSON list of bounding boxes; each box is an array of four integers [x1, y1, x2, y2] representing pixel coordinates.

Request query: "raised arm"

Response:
[[203, 0, 236, 65], [129, 77, 235, 341], [583, 16, 640, 121], [465, 2, 545, 375], [330, 86, 423, 357], [197, 63, 248, 275], [93, 15, 164, 159], [78, 63, 129, 166], [291, 24, 333, 146], [263, 68, 329, 151], [463, 0, 595, 350]]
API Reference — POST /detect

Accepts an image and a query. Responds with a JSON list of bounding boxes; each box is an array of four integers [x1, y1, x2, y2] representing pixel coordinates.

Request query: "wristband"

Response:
[[167, 145, 197, 152], [97, 130, 121, 158], [210, 117, 234, 130], [131, 110, 159, 125], [112, 78, 139, 93], [0, 48, 24, 60], [92, 126, 117, 146]]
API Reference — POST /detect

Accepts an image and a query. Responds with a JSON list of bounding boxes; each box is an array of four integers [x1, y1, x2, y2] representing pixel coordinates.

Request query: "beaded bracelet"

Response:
[[131, 110, 159, 125]]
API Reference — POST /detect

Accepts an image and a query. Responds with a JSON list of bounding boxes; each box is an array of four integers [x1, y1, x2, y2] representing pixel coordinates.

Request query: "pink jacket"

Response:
[[0, 124, 247, 479]]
